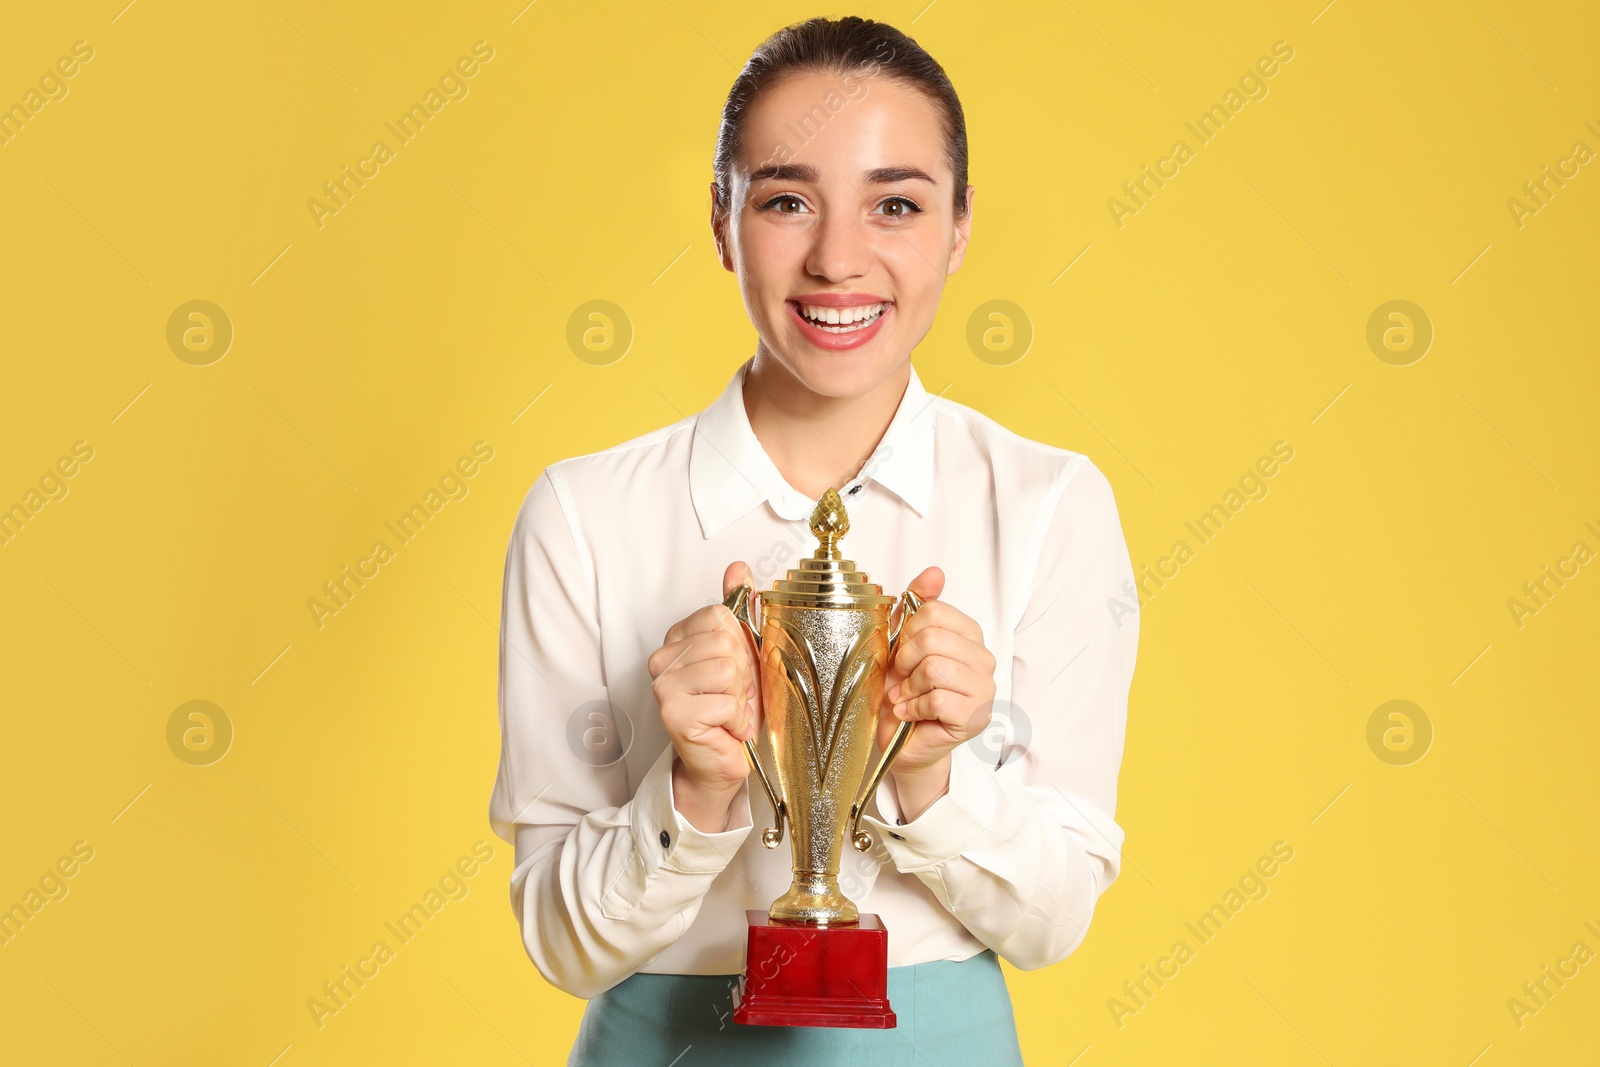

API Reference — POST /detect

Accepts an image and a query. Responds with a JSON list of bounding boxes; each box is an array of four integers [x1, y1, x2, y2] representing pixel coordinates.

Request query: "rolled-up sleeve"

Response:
[[862, 455, 1136, 968], [488, 466, 753, 999]]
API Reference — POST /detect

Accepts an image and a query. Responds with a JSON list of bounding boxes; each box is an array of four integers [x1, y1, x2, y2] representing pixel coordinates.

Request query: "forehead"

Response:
[[736, 70, 947, 179]]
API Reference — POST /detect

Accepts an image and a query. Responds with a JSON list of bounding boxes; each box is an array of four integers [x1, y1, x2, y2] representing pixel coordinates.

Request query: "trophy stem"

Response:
[[770, 871, 859, 926]]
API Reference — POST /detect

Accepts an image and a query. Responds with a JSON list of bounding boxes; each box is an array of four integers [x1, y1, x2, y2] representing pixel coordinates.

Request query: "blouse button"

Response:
[[659, 829, 671, 849], [848, 484, 863, 495]]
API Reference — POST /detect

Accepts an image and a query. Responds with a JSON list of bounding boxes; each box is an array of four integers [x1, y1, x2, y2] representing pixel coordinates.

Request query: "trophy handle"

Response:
[[722, 583, 786, 848], [848, 588, 926, 851]]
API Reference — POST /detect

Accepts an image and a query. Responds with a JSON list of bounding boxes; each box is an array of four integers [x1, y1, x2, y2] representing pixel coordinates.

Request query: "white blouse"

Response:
[[488, 357, 1137, 999]]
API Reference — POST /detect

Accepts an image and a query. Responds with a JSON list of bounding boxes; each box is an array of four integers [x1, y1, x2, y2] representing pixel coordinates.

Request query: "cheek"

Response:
[[882, 233, 945, 297], [738, 228, 799, 294], [885, 272, 941, 332], [745, 228, 806, 283]]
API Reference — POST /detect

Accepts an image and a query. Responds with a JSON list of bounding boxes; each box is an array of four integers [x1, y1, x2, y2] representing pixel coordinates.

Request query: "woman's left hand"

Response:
[[878, 566, 997, 814]]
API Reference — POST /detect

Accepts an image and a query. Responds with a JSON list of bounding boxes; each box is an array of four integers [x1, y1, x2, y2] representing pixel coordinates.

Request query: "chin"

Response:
[[780, 348, 901, 399]]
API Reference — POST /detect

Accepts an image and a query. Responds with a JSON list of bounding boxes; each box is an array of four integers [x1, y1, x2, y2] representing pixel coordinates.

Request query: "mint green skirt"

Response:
[[569, 949, 1023, 1065]]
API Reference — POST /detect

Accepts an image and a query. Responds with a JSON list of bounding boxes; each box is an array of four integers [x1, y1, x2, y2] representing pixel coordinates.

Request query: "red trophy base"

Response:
[[731, 909, 896, 1028]]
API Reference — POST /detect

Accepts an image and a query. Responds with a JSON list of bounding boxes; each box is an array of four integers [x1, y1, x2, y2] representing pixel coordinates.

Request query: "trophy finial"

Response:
[[809, 488, 849, 559]]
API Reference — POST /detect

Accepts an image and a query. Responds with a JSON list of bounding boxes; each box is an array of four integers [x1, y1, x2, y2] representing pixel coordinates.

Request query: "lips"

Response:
[[786, 299, 892, 351]]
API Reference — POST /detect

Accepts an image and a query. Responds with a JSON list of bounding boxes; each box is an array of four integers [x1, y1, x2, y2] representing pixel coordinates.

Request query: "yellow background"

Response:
[[1, 0, 1596, 1063]]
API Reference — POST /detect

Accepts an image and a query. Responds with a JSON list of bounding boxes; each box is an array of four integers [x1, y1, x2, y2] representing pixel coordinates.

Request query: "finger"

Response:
[[893, 654, 985, 706], [890, 623, 985, 685], [665, 565, 762, 644], [907, 598, 984, 644], [650, 627, 746, 680], [889, 612, 981, 679], [667, 600, 743, 646], [674, 691, 757, 742], [690, 599, 762, 681], [663, 656, 753, 700], [891, 687, 966, 730]]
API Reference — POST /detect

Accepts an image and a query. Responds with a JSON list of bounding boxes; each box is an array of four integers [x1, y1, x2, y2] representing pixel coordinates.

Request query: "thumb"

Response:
[[723, 560, 755, 599], [722, 561, 761, 736], [907, 565, 945, 602]]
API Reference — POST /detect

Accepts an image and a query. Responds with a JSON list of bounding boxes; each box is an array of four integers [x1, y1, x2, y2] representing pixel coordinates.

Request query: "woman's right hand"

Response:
[[648, 562, 762, 818]]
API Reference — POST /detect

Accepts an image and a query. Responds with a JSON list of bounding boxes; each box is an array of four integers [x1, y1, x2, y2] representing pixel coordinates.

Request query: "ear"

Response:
[[947, 184, 975, 275], [709, 183, 734, 273]]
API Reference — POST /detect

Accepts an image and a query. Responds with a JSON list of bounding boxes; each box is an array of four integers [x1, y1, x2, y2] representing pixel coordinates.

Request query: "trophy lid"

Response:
[[761, 488, 898, 608]]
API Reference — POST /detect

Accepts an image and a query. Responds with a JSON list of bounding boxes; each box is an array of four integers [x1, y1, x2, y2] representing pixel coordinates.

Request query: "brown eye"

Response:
[[876, 196, 923, 218]]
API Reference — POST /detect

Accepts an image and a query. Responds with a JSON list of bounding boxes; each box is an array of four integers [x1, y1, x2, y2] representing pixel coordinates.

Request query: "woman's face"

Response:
[[713, 71, 973, 399]]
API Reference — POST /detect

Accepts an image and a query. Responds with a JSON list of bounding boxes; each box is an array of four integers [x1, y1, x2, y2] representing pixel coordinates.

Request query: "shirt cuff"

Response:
[[633, 744, 754, 875], [860, 742, 997, 872]]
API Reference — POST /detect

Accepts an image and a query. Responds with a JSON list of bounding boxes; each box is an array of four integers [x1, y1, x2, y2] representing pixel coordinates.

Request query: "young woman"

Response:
[[489, 16, 1137, 1064]]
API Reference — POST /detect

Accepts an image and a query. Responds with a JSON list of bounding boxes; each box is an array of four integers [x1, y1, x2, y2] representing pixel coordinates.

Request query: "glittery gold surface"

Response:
[[759, 601, 889, 924]]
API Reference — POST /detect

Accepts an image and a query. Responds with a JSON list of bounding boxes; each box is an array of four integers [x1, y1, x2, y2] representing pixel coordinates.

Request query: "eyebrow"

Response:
[[746, 162, 937, 186]]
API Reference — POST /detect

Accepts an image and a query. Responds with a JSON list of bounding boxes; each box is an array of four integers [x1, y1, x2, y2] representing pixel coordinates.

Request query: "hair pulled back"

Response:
[[711, 16, 969, 222]]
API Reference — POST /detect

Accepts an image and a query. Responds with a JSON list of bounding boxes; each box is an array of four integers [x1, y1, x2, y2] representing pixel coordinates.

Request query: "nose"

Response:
[[803, 205, 870, 282]]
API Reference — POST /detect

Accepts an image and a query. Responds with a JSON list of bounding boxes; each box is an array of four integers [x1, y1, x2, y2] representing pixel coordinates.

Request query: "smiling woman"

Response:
[[490, 14, 1138, 1067]]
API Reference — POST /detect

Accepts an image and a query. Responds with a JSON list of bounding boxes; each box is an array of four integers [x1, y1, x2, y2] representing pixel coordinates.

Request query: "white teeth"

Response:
[[796, 302, 886, 330]]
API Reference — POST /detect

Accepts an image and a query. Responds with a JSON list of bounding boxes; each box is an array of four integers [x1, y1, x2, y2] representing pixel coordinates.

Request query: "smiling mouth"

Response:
[[788, 300, 891, 333]]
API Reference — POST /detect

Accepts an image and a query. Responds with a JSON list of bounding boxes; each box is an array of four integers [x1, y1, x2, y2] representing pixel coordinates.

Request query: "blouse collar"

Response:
[[688, 358, 936, 539]]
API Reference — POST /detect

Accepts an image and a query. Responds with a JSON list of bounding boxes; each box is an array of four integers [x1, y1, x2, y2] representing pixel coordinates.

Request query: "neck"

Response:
[[742, 350, 909, 502]]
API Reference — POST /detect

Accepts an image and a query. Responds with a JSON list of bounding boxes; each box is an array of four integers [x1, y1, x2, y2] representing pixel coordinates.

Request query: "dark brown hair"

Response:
[[711, 16, 969, 222]]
